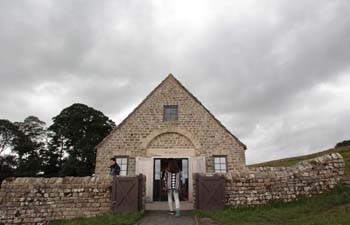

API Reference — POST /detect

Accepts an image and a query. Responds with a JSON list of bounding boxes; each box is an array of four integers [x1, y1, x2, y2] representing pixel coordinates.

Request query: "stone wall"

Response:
[[0, 175, 147, 224], [194, 153, 345, 207], [0, 176, 112, 225]]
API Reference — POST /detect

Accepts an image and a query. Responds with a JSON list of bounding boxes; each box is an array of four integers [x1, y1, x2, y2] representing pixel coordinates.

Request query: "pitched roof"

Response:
[[96, 74, 247, 150]]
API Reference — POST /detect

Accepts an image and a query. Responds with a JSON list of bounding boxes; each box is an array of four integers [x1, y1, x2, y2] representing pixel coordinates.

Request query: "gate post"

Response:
[[111, 176, 117, 212], [194, 173, 200, 209], [137, 174, 145, 211]]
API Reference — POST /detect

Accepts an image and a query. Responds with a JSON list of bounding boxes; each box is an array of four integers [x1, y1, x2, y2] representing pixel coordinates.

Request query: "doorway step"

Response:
[[145, 201, 194, 211]]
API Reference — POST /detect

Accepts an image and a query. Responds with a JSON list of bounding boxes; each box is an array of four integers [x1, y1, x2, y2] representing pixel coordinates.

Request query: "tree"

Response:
[[10, 116, 48, 177], [0, 118, 38, 177], [0, 119, 20, 155], [41, 130, 66, 177], [47, 103, 115, 176], [0, 120, 18, 181], [15, 116, 47, 148], [0, 116, 52, 177]]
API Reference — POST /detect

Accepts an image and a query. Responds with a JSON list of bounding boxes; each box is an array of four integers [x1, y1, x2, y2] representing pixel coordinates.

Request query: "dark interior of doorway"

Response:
[[153, 158, 189, 201]]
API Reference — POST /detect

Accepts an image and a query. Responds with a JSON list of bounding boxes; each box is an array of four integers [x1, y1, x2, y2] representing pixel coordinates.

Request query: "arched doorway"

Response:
[[136, 128, 205, 203]]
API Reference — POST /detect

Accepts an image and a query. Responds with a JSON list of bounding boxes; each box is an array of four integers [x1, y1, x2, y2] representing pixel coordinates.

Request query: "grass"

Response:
[[249, 146, 350, 176], [49, 212, 143, 225], [196, 185, 350, 225]]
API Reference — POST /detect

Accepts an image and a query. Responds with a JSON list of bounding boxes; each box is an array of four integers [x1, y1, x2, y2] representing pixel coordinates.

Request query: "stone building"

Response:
[[95, 74, 246, 202]]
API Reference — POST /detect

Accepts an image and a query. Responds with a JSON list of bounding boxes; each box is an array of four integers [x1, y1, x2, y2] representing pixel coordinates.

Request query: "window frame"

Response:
[[114, 155, 129, 176], [213, 155, 228, 173], [163, 105, 179, 121]]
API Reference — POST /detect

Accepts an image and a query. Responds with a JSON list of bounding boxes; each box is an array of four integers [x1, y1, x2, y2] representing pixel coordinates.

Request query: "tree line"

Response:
[[0, 103, 115, 181]]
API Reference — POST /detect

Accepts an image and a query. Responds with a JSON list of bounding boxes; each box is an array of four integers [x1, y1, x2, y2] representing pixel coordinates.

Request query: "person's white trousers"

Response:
[[167, 190, 180, 211]]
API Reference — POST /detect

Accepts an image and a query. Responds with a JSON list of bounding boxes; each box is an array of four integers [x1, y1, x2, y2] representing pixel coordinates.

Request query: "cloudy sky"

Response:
[[1, 0, 349, 164]]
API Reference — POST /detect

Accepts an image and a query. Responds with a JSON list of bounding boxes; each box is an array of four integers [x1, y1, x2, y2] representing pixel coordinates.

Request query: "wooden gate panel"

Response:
[[111, 175, 143, 212], [195, 175, 225, 211]]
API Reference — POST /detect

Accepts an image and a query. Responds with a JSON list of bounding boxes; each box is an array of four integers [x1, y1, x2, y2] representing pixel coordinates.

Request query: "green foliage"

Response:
[[49, 212, 142, 225], [0, 154, 16, 183], [0, 118, 43, 177], [47, 103, 115, 176], [0, 119, 20, 181], [41, 132, 66, 177], [197, 185, 350, 225], [0, 119, 22, 154], [14, 116, 47, 176], [336, 140, 350, 148]]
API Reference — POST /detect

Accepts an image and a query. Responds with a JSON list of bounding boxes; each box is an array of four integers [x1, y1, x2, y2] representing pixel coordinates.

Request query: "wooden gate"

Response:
[[195, 174, 226, 210], [111, 175, 144, 212]]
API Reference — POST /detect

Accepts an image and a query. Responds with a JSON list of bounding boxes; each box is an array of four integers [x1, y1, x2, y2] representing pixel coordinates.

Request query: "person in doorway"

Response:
[[163, 159, 181, 217], [109, 157, 121, 176]]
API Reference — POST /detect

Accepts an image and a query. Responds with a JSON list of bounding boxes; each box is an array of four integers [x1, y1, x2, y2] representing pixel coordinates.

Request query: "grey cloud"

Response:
[[1, 0, 349, 163]]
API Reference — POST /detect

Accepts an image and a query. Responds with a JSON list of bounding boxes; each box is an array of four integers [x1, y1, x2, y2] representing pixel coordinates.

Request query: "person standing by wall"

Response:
[[163, 159, 181, 217], [109, 157, 121, 176]]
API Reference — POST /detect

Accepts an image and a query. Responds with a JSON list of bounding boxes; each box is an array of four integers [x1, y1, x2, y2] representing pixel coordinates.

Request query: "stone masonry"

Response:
[[0, 177, 112, 225], [148, 132, 194, 149], [193, 153, 345, 207], [95, 74, 247, 176]]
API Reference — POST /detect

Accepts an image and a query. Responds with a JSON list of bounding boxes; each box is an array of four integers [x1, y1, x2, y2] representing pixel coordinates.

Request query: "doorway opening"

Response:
[[153, 158, 189, 201]]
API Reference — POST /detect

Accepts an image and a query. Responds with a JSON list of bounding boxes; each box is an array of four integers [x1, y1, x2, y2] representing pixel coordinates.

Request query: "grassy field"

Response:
[[196, 146, 350, 225], [249, 146, 350, 176], [197, 185, 350, 225], [49, 212, 142, 225]]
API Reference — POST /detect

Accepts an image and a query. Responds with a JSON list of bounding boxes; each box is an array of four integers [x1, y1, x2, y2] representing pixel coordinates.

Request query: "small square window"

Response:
[[213, 156, 227, 173], [115, 156, 128, 176], [220, 157, 226, 164], [164, 105, 178, 121], [215, 164, 221, 171]]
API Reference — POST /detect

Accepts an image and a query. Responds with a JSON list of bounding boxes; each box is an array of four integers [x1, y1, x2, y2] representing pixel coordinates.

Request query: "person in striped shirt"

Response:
[[162, 159, 181, 217]]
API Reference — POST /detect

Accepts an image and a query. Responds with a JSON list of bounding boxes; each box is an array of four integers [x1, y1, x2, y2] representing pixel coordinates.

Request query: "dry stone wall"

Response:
[[0, 177, 112, 225], [194, 153, 345, 207]]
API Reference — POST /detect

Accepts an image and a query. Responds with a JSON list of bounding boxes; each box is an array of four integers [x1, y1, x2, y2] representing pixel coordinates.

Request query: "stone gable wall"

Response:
[[148, 132, 194, 149], [194, 153, 345, 207], [0, 177, 112, 225], [95, 76, 245, 176]]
